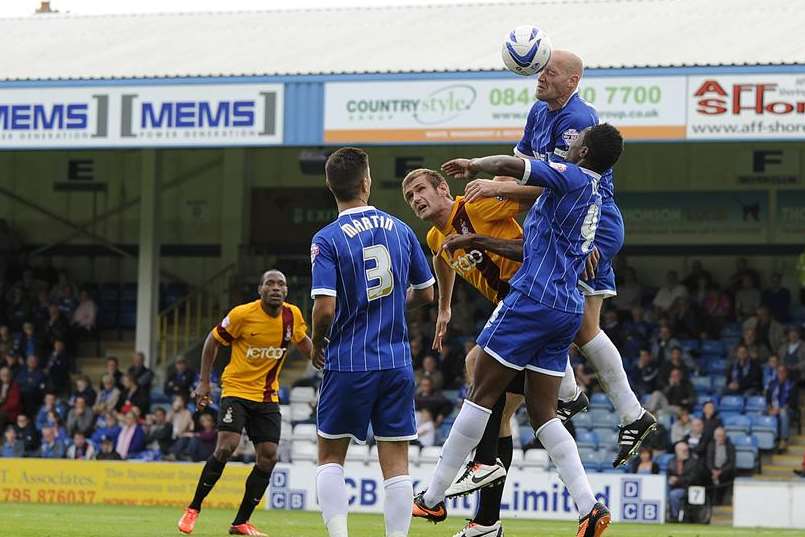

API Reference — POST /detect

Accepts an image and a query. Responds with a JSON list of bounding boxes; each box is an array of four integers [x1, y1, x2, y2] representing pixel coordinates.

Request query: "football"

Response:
[[501, 25, 552, 76]]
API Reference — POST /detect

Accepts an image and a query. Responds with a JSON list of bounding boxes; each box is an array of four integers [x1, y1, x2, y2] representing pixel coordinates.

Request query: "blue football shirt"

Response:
[[310, 205, 435, 372], [510, 159, 603, 314], [514, 92, 615, 203]]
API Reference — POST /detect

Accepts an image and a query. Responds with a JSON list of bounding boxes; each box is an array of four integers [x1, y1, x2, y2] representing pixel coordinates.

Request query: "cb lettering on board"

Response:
[[620, 479, 659, 522], [345, 478, 378, 506], [268, 469, 306, 510]]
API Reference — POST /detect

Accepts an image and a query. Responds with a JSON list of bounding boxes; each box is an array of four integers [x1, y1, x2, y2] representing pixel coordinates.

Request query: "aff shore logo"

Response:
[[0, 84, 284, 148]]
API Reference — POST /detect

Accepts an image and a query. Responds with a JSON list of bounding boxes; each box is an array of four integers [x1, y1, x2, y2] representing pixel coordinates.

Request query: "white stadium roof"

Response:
[[1, 0, 803, 81]]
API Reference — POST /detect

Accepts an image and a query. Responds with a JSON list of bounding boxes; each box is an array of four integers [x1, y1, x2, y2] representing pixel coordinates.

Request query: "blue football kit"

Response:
[[515, 92, 623, 297], [477, 160, 602, 375], [310, 205, 435, 443]]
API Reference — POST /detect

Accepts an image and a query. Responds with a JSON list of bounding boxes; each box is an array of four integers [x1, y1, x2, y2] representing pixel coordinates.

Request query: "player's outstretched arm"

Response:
[[432, 255, 455, 351], [442, 155, 526, 181], [294, 335, 313, 358], [464, 178, 543, 204], [442, 234, 524, 262], [311, 296, 336, 369], [196, 331, 220, 409], [406, 285, 434, 309]]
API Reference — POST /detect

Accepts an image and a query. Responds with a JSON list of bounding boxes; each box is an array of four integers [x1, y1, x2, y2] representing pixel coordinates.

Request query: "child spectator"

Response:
[[66, 431, 95, 460]]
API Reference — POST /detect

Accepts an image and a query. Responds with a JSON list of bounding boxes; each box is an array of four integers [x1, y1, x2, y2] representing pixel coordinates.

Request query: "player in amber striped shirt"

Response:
[[178, 270, 311, 537]]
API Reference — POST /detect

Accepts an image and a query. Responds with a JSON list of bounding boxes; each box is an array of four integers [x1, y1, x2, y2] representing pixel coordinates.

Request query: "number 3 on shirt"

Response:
[[363, 245, 394, 301], [580, 204, 600, 253]]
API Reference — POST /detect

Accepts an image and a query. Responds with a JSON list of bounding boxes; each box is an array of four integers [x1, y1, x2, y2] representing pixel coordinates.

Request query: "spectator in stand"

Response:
[[670, 296, 705, 339], [602, 309, 627, 350], [667, 441, 705, 521], [701, 401, 722, 444], [45, 411, 68, 442], [163, 357, 196, 400], [779, 327, 805, 379], [70, 375, 96, 408], [128, 351, 154, 394], [44, 339, 70, 394], [706, 427, 736, 506], [612, 266, 643, 312], [729, 258, 761, 292], [91, 412, 121, 446], [0, 325, 13, 351], [744, 306, 785, 353], [14, 414, 38, 454], [168, 394, 194, 439], [49, 271, 77, 301], [574, 361, 595, 395], [117, 372, 150, 415], [623, 306, 654, 355], [35, 392, 66, 431], [16, 354, 46, 415], [66, 396, 94, 437], [651, 324, 685, 366], [767, 365, 797, 452], [762, 355, 780, 393], [646, 367, 695, 416], [96, 435, 121, 461], [6, 287, 31, 331], [671, 407, 693, 445], [631, 349, 659, 399], [682, 260, 712, 293], [415, 354, 444, 391], [762, 273, 791, 323], [103, 356, 124, 390], [66, 431, 95, 460], [3, 351, 21, 378], [629, 446, 659, 474], [416, 408, 436, 447], [659, 347, 692, 388], [735, 275, 762, 322], [32, 290, 51, 329], [15, 322, 41, 359], [186, 413, 217, 462], [725, 345, 763, 396], [144, 407, 173, 455], [115, 410, 145, 459], [439, 340, 465, 390], [684, 418, 707, 459], [653, 270, 689, 314], [414, 377, 453, 425], [1, 426, 24, 458], [44, 303, 70, 351], [732, 326, 771, 363], [93, 374, 121, 416], [0, 366, 22, 427], [71, 289, 97, 337], [57, 285, 79, 319], [702, 284, 732, 336], [38, 426, 65, 459]]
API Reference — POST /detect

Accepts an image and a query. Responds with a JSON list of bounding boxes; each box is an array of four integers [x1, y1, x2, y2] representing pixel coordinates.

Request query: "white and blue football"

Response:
[[501, 25, 552, 76]]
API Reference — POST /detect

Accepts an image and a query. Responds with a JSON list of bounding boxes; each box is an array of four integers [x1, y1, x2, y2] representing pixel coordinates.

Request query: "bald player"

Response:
[[458, 50, 656, 472], [178, 270, 312, 536]]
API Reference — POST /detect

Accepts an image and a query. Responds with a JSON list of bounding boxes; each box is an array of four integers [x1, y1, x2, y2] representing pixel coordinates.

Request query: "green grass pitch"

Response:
[[0, 503, 801, 537]]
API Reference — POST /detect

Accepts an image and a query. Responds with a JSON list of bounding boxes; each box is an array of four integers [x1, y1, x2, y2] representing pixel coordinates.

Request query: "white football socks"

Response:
[[558, 357, 579, 402], [383, 475, 413, 537], [580, 331, 643, 424], [316, 463, 349, 537], [423, 400, 491, 507], [536, 418, 597, 516]]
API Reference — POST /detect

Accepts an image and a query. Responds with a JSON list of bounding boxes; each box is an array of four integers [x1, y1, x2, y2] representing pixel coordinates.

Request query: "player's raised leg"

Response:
[[179, 430, 240, 534], [524, 369, 610, 537], [575, 293, 656, 467]]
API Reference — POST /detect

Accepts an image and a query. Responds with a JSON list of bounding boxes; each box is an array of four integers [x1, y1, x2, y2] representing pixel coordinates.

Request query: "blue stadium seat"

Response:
[[750, 415, 778, 450], [278, 387, 290, 405], [654, 452, 675, 473], [723, 414, 751, 434], [706, 359, 728, 375], [744, 396, 767, 415], [519, 425, 534, 445], [590, 393, 613, 411], [596, 429, 619, 449], [735, 448, 757, 470], [678, 339, 700, 353], [571, 412, 593, 431], [576, 430, 598, 450], [719, 395, 745, 414], [579, 449, 601, 472], [721, 323, 742, 338], [657, 413, 673, 430], [691, 376, 712, 393], [701, 340, 726, 355], [712, 376, 727, 393], [591, 411, 620, 432]]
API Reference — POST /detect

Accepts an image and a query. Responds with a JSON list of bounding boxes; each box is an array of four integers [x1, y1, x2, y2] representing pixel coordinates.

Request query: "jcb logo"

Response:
[[449, 249, 484, 275], [246, 346, 286, 360]]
